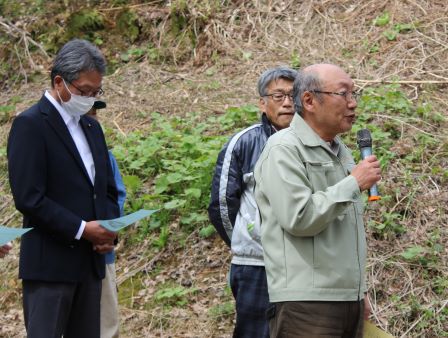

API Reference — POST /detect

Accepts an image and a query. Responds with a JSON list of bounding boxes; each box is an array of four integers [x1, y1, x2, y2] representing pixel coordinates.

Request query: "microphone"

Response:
[[356, 129, 381, 202]]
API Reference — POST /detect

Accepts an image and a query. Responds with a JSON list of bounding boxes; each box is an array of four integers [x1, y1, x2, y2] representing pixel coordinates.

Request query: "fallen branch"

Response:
[[0, 17, 50, 61]]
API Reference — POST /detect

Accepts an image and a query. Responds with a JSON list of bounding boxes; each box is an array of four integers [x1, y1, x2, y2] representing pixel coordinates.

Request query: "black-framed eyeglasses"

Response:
[[263, 92, 294, 102], [311, 90, 361, 102], [69, 81, 104, 97]]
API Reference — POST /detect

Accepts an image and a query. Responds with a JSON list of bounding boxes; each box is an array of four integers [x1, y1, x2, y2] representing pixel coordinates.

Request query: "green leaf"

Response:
[[400, 246, 426, 260], [122, 175, 142, 192], [383, 30, 398, 41], [164, 199, 186, 210], [373, 12, 390, 26], [199, 225, 216, 238], [181, 212, 208, 225], [120, 52, 130, 62], [155, 175, 169, 194], [394, 23, 414, 33], [291, 51, 301, 69], [185, 188, 201, 199], [166, 172, 184, 184], [242, 51, 252, 61]]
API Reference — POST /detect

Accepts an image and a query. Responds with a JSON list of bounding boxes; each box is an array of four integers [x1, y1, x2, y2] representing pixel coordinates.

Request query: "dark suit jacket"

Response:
[[7, 94, 119, 282]]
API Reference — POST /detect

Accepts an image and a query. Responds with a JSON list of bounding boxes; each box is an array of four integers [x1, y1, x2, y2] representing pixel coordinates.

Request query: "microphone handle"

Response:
[[359, 147, 381, 202]]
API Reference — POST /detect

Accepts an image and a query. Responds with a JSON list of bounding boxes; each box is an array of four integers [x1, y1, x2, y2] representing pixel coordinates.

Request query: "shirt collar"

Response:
[[44, 90, 80, 126], [326, 139, 340, 155]]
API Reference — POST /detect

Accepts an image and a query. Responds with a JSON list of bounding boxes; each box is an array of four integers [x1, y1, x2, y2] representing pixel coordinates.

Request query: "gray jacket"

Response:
[[254, 114, 367, 302]]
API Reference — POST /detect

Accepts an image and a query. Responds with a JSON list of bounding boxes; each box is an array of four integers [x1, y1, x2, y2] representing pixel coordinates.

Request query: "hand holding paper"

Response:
[[82, 220, 117, 247]]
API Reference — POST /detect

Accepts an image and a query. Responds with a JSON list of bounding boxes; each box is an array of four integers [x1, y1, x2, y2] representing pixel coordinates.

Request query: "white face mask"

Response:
[[57, 79, 96, 118]]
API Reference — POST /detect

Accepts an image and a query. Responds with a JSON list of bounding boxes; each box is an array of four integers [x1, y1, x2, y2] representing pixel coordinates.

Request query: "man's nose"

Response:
[[283, 95, 293, 105]]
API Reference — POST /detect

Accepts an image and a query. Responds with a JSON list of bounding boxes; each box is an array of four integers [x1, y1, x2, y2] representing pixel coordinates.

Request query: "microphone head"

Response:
[[357, 128, 372, 148]]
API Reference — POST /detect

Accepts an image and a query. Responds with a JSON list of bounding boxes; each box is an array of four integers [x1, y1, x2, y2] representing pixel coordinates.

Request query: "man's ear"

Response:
[[53, 75, 64, 90], [259, 97, 266, 113], [302, 91, 315, 112]]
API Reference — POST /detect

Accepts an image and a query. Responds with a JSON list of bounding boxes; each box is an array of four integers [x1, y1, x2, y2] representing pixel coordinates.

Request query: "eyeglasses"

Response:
[[263, 92, 294, 102], [69, 81, 104, 97], [311, 90, 361, 102]]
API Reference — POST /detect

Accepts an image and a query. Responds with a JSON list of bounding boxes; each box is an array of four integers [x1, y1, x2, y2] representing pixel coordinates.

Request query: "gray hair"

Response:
[[257, 66, 298, 97], [293, 70, 323, 115], [50, 39, 106, 87]]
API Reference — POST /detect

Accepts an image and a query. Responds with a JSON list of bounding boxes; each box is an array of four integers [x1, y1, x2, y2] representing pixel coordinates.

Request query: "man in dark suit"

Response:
[[7, 39, 119, 338]]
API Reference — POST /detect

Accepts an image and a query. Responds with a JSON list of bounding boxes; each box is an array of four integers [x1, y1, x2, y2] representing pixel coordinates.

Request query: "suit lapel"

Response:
[[80, 116, 102, 187], [40, 96, 93, 185]]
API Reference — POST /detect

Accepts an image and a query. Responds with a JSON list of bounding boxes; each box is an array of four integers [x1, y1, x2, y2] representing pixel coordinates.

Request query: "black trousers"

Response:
[[23, 278, 102, 338], [268, 300, 365, 338]]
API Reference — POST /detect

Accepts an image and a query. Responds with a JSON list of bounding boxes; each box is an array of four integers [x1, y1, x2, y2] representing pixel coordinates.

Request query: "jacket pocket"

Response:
[[305, 161, 336, 192]]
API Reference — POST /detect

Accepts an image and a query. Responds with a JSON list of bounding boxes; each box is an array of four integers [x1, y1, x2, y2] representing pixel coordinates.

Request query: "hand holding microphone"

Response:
[[351, 129, 381, 201]]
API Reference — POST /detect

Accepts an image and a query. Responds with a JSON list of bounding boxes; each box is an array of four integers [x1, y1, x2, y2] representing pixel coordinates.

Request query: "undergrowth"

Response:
[[101, 83, 447, 336], [106, 104, 258, 244]]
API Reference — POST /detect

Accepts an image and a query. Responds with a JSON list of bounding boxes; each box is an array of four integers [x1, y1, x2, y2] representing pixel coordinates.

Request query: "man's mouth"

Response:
[[345, 114, 357, 122]]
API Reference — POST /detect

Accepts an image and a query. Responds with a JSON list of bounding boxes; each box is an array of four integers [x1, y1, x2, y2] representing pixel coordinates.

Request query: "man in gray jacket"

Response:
[[208, 66, 298, 337], [254, 64, 381, 338]]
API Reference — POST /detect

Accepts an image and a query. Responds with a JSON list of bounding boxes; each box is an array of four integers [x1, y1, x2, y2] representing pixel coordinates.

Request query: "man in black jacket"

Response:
[[7, 39, 119, 338], [208, 66, 298, 337]]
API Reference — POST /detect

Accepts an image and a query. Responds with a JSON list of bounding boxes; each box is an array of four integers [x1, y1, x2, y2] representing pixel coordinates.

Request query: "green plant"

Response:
[[290, 51, 301, 69], [152, 225, 170, 249], [400, 245, 426, 260], [0, 105, 15, 124], [66, 9, 104, 40], [358, 84, 412, 115], [199, 224, 216, 238], [154, 285, 198, 306], [208, 301, 234, 318], [217, 104, 259, 130], [432, 276, 448, 295], [242, 51, 252, 61], [368, 211, 405, 238], [383, 30, 398, 41], [110, 107, 257, 244], [373, 12, 390, 27], [116, 9, 140, 43], [120, 47, 146, 62], [394, 23, 415, 33], [383, 22, 415, 41]]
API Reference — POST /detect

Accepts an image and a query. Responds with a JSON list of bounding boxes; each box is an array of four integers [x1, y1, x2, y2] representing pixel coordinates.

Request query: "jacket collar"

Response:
[[261, 113, 276, 137], [290, 113, 343, 149], [39, 94, 95, 186]]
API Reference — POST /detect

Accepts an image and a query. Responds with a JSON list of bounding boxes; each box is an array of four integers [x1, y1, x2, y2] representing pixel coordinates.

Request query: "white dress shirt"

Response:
[[45, 91, 95, 239]]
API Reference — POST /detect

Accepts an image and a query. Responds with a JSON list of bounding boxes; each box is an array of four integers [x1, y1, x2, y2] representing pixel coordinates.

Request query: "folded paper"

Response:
[[98, 209, 158, 232], [0, 225, 33, 246]]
